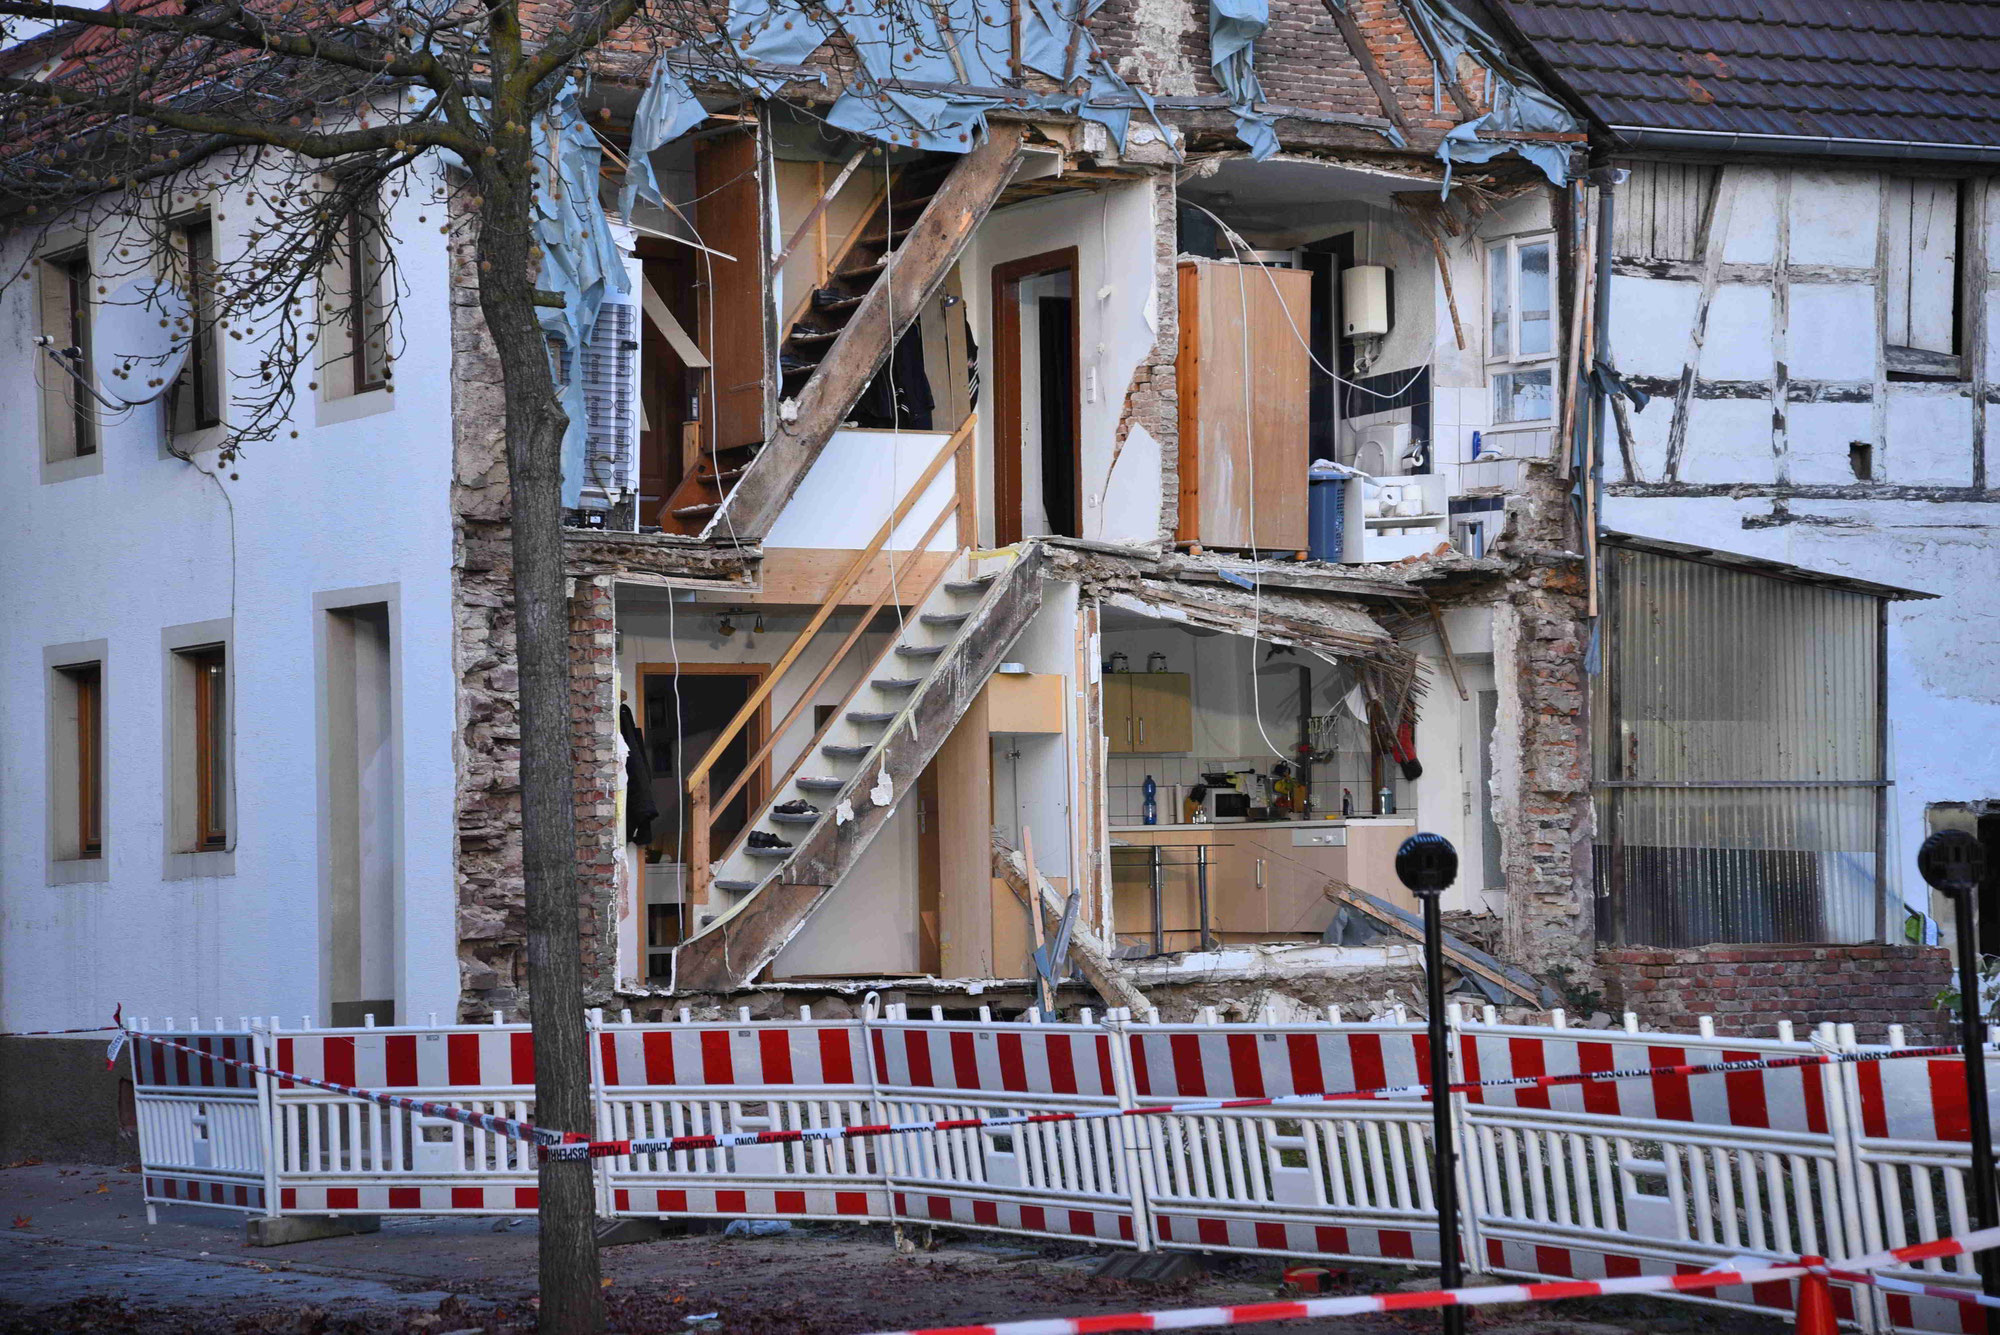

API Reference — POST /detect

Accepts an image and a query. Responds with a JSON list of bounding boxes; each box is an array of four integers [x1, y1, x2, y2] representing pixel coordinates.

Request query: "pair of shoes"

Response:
[[747, 830, 793, 850], [773, 799, 820, 816]]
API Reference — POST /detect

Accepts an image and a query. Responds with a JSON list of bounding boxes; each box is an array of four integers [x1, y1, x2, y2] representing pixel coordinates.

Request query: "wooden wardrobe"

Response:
[[1175, 259, 1311, 552]]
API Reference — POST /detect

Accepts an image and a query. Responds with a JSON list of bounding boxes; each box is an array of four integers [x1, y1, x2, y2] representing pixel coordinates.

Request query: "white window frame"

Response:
[[1485, 231, 1558, 430]]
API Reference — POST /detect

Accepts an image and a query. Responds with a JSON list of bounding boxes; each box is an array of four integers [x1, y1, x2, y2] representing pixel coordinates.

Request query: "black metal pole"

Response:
[[1921, 831, 1998, 1331], [1398, 833, 1465, 1335]]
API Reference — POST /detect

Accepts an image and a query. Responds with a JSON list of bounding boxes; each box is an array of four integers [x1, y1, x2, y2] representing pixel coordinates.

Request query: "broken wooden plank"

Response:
[[994, 837, 1150, 1016], [1328, 884, 1553, 1007], [673, 544, 1048, 992], [716, 125, 1029, 543]]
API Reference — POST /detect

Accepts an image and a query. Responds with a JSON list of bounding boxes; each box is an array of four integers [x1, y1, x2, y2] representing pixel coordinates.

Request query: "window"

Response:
[[323, 192, 389, 397], [188, 648, 227, 849], [49, 654, 105, 866], [169, 640, 230, 855], [1486, 235, 1555, 425], [1885, 177, 1960, 371], [1594, 543, 1890, 948], [38, 247, 96, 462], [170, 218, 222, 435]]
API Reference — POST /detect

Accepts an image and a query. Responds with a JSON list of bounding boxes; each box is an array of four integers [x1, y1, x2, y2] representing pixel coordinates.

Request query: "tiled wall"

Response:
[[1433, 383, 1552, 493]]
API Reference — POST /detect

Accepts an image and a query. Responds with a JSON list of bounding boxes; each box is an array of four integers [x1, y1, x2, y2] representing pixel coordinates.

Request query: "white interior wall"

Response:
[[0, 158, 461, 1030], [769, 805, 922, 977], [764, 428, 963, 550], [965, 181, 1161, 546], [989, 581, 1079, 881]]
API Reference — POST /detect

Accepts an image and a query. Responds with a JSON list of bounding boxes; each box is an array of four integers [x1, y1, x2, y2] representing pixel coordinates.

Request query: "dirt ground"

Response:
[[0, 1162, 1790, 1334]]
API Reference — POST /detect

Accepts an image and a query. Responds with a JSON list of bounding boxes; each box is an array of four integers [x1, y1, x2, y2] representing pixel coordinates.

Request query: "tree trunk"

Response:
[[473, 168, 606, 1335]]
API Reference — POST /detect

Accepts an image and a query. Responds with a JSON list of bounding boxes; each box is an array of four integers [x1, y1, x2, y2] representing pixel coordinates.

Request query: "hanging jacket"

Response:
[[620, 704, 661, 845]]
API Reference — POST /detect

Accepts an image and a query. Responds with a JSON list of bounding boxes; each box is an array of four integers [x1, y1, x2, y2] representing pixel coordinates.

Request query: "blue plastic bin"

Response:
[[1307, 476, 1347, 562]]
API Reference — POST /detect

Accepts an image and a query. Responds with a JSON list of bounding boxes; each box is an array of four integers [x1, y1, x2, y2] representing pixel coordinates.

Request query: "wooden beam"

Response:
[[993, 839, 1149, 1015], [1328, 883, 1549, 1006], [717, 124, 1029, 542], [673, 544, 1048, 991], [1317, 0, 1408, 136], [772, 148, 868, 275], [749, 549, 954, 606]]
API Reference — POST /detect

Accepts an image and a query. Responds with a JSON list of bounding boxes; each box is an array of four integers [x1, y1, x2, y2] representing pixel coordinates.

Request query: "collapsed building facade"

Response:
[[5, 0, 1990, 1152]]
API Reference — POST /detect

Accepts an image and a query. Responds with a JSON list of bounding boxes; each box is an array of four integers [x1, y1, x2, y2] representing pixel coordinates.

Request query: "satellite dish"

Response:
[[92, 277, 193, 406]]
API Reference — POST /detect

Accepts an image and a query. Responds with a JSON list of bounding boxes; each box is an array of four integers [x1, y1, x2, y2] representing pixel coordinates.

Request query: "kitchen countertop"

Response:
[[1110, 817, 1416, 833]]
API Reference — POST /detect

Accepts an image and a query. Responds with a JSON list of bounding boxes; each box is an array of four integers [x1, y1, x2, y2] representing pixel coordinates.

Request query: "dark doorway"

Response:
[[1037, 295, 1078, 538], [992, 247, 1081, 544], [1301, 233, 1354, 463], [638, 664, 770, 862]]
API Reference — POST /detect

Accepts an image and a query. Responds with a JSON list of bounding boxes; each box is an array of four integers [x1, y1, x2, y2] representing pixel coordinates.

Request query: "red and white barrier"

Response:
[[126, 1007, 2000, 1332]]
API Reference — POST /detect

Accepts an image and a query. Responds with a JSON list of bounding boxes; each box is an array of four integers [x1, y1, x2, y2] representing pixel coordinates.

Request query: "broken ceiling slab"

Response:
[[1122, 941, 1422, 987]]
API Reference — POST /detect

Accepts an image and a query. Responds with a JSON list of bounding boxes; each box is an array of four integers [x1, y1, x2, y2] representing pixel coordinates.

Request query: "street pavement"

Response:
[[0, 1162, 1786, 1333]]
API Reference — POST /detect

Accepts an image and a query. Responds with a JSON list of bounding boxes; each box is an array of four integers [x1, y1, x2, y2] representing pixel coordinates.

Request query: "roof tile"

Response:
[[1494, 0, 2000, 147]]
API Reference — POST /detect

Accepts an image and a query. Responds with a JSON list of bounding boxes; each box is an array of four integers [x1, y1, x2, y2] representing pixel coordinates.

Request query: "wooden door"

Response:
[[1102, 675, 1134, 755], [695, 130, 768, 454], [1128, 673, 1191, 754], [1177, 261, 1310, 550]]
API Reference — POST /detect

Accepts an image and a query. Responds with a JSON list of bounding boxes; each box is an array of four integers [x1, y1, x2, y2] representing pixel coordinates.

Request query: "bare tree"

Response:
[[0, 0, 755, 1329]]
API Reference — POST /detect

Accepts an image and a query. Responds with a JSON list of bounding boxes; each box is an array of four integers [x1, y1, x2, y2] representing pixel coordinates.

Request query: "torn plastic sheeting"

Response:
[[532, 94, 632, 507], [1208, 0, 1278, 160], [1402, 0, 1577, 191], [705, 0, 1145, 152], [621, 58, 714, 217]]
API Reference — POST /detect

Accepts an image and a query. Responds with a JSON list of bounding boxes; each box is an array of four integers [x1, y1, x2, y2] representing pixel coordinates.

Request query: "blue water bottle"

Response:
[[1143, 774, 1158, 826]]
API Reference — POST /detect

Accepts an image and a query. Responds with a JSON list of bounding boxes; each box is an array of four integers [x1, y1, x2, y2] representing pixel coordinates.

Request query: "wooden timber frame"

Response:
[[714, 124, 1028, 542], [675, 542, 1049, 992]]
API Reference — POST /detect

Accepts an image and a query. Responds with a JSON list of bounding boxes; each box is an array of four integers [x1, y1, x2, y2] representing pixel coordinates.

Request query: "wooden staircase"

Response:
[[668, 423, 1052, 991], [655, 158, 959, 536], [655, 124, 1028, 541]]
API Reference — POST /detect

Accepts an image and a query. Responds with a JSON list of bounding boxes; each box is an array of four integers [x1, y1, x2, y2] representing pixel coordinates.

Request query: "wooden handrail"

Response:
[[711, 495, 966, 820], [686, 415, 977, 794]]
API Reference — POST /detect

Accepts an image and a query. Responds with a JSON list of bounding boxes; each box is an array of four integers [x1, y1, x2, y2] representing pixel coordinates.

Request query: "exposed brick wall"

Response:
[[1599, 945, 1953, 1043], [446, 189, 622, 1019], [569, 574, 622, 997]]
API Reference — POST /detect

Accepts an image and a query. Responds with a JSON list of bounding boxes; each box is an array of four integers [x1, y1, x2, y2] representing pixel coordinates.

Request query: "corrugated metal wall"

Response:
[[1594, 547, 1885, 946]]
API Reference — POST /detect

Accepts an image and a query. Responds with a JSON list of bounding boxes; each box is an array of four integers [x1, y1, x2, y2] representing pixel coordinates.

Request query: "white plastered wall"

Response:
[[0, 156, 461, 1030]]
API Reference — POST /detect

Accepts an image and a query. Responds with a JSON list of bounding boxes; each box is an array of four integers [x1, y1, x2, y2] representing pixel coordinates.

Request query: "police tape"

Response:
[[0, 1003, 124, 1039], [854, 1226, 2000, 1335], [536, 1041, 1968, 1163], [121, 1029, 579, 1148]]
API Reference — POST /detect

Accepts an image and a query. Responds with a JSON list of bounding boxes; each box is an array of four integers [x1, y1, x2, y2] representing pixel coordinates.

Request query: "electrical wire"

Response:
[[1178, 200, 1431, 402]]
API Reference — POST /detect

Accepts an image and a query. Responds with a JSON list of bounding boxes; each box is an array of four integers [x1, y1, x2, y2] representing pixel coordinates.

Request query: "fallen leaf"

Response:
[[94, 1183, 110, 1193], [2, 1158, 42, 1170], [10, 1215, 30, 1229]]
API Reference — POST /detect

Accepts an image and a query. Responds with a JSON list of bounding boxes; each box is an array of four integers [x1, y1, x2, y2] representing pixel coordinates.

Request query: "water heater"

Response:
[[1342, 264, 1391, 338]]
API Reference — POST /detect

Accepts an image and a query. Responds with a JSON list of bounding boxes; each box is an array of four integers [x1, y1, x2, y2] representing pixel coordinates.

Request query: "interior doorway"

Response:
[[992, 248, 1081, 544], [321, 601, 397, 1027]]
